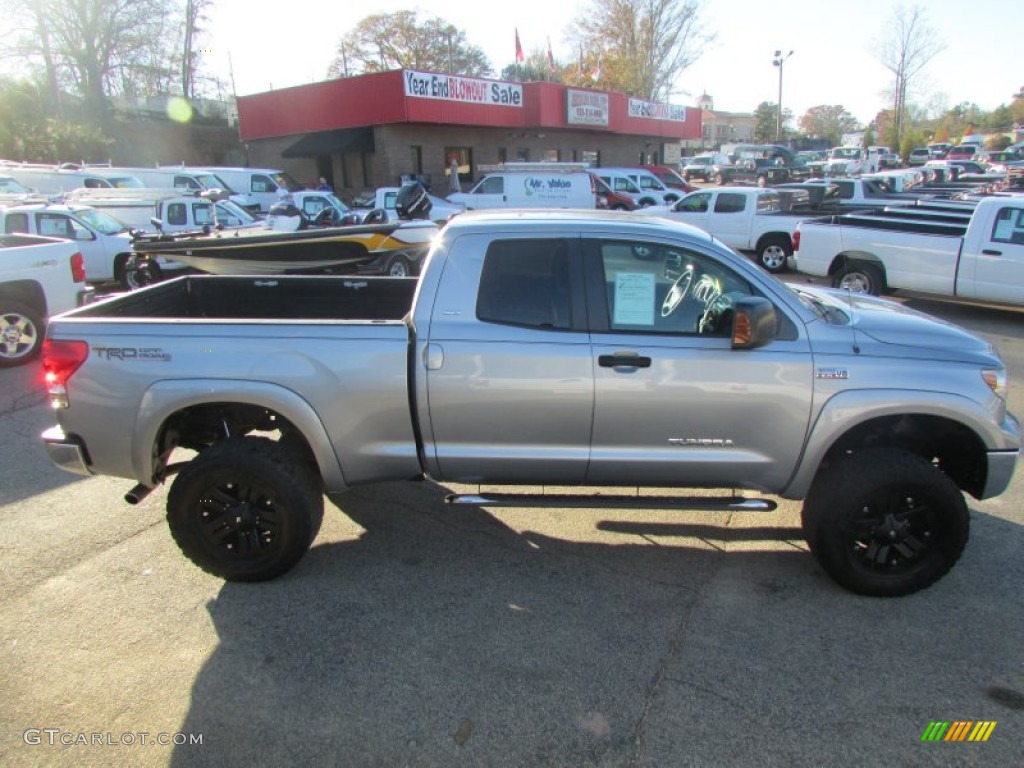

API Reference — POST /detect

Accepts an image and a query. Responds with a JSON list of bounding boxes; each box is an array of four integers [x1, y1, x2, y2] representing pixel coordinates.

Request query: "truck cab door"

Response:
[[420, 234, 593, 484], [963, 203, 1024, 303], [582, 236, 813, 490], [464, 175, 505, 209], [35, 212, 105, 279]]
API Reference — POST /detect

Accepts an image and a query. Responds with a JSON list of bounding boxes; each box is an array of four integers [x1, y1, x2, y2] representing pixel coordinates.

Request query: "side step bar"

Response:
[[445, 493, 776, 512]]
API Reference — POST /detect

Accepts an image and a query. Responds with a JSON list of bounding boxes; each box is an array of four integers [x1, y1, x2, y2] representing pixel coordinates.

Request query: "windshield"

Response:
[[830, 148, 861, 160], [273, 172, 303, 192], [194, 172, 235, 192], [75, 207, 127, 235], [0, 176, 28, 193], [106, 176, 145, 188], [216, 200, 258, 223]]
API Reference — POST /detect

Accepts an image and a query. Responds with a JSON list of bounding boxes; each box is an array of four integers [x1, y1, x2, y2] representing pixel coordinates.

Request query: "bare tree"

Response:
[[2, 0, 185, 125], [329, 11, 491, 78], [873, 5, 943, 148], [570, 0, 713, 100]]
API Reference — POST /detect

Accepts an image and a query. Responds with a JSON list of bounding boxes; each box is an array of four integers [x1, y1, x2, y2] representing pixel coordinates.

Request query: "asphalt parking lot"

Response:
[[1, 287, 1022, 767]]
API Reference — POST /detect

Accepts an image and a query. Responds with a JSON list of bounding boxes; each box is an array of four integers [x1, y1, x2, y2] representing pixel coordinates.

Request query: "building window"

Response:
[[498, 148, 507, 164], [410, 145, 422, 174], [579, 150, 599, 166], [516, 148, 530, 161], [542, 149, 559, 162], [445, 146, 471, 183]]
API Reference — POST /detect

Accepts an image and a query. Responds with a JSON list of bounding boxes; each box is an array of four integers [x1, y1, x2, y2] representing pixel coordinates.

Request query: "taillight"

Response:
[[42, 339, 88, 409], [792, 229, 801, 252], [70, 251, 86, 283]]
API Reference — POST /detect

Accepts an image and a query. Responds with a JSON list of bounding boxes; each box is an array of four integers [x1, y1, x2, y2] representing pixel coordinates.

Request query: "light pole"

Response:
[[772, 49, 793, 143]]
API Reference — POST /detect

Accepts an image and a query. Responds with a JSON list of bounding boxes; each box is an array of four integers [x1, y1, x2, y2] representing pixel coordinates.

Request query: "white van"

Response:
[[168, 167, 303, 213], [598, 167, 679, 205], [1, 164, 146, 194], [446, 163, 597, 210], [66, 188, 259, 233]]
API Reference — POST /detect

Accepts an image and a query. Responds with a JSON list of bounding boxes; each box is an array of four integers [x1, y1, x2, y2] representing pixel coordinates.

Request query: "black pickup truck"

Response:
[[714, 158, 791, 187]]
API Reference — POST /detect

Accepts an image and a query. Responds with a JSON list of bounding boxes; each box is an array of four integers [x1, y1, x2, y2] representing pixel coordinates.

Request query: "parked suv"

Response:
[[681, 154, 726, 182], [908, 148, 932, 166]]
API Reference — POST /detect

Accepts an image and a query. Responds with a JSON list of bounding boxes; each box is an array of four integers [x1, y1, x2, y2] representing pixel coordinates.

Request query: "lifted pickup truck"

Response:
[[645, 186, 839, 273], [793, 195, 1024, 303], [40, 210, 1019, 597]]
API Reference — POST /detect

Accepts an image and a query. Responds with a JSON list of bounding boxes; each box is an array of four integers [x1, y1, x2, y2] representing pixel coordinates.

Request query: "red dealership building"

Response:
[[236, 69, 701, 194]]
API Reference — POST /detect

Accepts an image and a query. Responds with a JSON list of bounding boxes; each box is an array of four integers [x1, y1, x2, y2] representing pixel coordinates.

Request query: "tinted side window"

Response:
[[477, 239, 571, 329], [714, 194, 746, 214], [252, 175, 273, 193], [166, 203, 187, 225], [4, 213, 29, 233]]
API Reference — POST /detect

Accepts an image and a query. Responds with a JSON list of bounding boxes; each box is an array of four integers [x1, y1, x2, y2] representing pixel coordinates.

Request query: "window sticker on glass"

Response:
[[613, 272, 655, 326]]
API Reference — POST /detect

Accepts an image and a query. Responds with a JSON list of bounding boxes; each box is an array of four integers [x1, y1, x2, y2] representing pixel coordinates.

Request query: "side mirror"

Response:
[[730, 296, 777, 349]]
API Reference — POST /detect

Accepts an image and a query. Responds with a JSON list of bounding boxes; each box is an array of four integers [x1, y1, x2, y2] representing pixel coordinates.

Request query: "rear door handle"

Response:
[[982, 249, 1002, 256], [599, 354, 651, 369]]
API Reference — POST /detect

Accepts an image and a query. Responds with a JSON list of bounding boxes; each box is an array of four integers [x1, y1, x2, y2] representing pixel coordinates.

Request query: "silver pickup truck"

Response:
[[40, 210, 1020, 596]]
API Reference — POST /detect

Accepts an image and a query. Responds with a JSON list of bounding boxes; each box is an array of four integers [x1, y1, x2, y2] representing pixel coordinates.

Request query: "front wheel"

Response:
[[832, 261, 884, 295], [713, 172, 725, 185], [801, 448, 969, 596], [0, 301, 44, 367], [166, 437, 324, 581], [756, 236, 792, 273]]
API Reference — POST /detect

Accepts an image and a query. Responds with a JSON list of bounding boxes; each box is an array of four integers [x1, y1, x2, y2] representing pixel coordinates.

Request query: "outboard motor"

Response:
[[266, 199, 308, 232], [394, 182, 432, 220]]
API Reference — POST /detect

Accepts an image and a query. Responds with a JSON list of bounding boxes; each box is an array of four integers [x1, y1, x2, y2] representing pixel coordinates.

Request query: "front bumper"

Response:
[[982, 411, 1021, 499], [41, 425, 93, 477]]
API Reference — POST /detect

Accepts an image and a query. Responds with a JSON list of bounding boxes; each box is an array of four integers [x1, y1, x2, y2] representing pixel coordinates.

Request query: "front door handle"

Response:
[[982, 249, 1002, 256], [599, 353, 652, 369]]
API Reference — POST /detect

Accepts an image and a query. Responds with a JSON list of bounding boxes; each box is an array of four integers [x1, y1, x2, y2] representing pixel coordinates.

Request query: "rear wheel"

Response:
[[167, 437, 323, 581], [121, 256, 162, 290], [756, 236, 792, 273], [0, 301, 44, 367], [713, 172, 725, 185], [801, 448, 969, 596], [832, 261, 884, 295], [384, 253, 413, 277]]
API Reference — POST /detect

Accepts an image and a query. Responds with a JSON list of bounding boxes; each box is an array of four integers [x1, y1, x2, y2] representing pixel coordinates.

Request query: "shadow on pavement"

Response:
[[169, 479, 1024, 767]]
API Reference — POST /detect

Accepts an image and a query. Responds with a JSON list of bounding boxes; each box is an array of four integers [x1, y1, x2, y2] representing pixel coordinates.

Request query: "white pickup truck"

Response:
[[793, 195, 1024, 304], [645, 186, 840, 273], [1, 233, 93, 365], [0, 202, 188, 289]]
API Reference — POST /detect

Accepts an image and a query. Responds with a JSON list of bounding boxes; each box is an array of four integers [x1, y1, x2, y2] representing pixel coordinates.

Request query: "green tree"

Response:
[[797, 105, 859, 146], [873, 5, 942, 149], [1, 0, 207, 127], [329, 11, 491, 77], [569, 0, 714, 99], [0, 76, 111, 161]]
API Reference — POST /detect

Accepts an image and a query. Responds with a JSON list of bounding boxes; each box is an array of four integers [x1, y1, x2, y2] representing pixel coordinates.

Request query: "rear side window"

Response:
[[166, 203, 187, 226], [477, 239, 571, 329], [714, 193, 746, 213], [4, 212, 29, 233]]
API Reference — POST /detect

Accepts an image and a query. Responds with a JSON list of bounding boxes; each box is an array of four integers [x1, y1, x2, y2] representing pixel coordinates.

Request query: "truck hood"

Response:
[[799, 285, 996, 358]]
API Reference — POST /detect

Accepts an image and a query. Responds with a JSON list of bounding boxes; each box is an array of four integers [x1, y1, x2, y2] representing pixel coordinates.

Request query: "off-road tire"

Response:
[[167, 437, 324, 581], [801, 448, 969, 597]]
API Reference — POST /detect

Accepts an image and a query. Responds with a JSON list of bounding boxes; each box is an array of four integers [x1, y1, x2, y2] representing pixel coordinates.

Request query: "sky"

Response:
[[204, 0, 1019, 126]]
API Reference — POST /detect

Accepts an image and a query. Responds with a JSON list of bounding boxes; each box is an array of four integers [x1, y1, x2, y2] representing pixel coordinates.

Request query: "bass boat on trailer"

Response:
[[129, 219, 438, 276]]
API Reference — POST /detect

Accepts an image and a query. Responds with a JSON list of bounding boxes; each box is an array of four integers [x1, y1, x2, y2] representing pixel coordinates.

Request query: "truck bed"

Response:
[[75, 274, 418, 321]]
